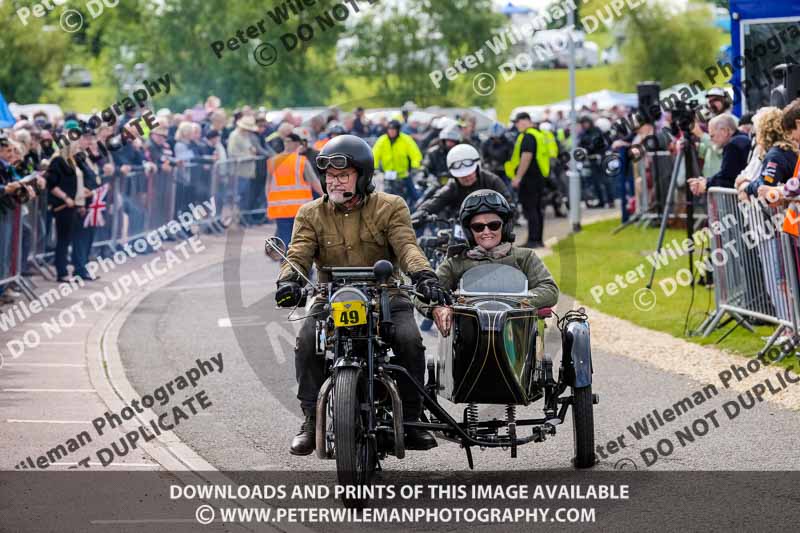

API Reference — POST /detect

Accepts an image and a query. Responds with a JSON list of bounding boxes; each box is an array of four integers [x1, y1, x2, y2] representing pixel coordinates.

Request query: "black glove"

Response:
[[411, 211, 427, 230], [275, 281, 302, 308], [411, 271, 451, 306]]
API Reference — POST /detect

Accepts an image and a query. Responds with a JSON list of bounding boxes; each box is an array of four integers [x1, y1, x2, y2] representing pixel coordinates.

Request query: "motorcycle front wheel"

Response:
[[334, 367, 377, 508]]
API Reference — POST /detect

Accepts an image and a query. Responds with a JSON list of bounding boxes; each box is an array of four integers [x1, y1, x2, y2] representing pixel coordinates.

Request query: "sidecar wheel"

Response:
[[334, 367, 376, 508], [571, 385, 596, 469]]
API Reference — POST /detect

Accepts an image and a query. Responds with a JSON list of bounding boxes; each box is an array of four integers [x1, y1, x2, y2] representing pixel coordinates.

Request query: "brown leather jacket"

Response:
[[278, 192, 433, 284]]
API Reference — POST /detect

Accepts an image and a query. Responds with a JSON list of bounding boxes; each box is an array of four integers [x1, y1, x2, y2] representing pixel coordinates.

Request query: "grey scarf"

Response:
[[465, 242, 513, 260]]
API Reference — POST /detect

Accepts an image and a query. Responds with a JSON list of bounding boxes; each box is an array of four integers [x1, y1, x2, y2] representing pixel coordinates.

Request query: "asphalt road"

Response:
[[117, 228, 800, 477]]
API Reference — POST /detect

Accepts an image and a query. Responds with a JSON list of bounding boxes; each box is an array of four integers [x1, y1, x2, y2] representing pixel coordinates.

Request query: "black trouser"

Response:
[[520, 176, 544, 245], [295, 295, 426, 420], [71, 215, 95, 277], [54, 207, 76, 278]]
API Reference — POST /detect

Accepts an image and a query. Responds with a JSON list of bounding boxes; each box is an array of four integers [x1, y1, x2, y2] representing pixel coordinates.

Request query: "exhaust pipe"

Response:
[[315, 376, 334, 459], [375, 374, 405, 459]]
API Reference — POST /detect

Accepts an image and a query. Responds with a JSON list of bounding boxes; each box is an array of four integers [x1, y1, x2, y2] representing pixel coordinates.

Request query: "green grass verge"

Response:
[[542, 218, 796, 371], [494, 65, 623, 121], [58, 85, 118, 114]]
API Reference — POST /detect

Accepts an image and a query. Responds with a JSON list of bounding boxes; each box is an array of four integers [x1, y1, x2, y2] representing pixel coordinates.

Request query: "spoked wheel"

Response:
[[334, 367, 376, 508], [571, 385, 596, 468]]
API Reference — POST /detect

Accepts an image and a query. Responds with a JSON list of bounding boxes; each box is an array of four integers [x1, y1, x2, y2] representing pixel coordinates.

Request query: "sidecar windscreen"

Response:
[[459, 264, 528, 295]]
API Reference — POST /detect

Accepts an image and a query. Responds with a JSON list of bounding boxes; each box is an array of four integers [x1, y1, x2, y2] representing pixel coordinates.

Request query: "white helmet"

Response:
[[595, 117, 612, 133], [446, 143, 481, 178], [539, 121, 553, 132]]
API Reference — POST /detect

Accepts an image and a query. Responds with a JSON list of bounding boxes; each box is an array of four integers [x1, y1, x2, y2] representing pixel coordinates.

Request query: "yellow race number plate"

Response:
[[331, 301, 367, 327]]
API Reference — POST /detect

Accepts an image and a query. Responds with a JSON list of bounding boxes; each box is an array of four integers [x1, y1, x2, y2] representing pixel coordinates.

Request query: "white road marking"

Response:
[[6, 419, 91, 424], [162, 280, 264, 291], [6, 342, 84, 345], [3, 388, 96, 393], [217, 316, 267, 327], [52, 462, 158, 468], [3, 363, 86, 368]]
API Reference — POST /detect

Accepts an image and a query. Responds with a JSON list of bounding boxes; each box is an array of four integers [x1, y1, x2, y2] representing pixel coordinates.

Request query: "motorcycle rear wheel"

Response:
[[334, 367, 377, 508]]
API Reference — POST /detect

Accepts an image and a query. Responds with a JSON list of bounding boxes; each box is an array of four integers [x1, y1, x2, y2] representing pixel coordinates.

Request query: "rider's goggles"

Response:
[[316, 154, 350, 170], [448, 158, 480, 171]]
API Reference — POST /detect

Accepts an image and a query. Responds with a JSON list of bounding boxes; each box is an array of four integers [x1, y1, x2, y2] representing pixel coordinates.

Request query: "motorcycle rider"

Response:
[[424, 189, 559, 337], [423, 124, 463, 183], [412, 143, 514, 229], [275, 134, 450, 455], [372, 119, 423, 207], [481, 123, 514, 186]]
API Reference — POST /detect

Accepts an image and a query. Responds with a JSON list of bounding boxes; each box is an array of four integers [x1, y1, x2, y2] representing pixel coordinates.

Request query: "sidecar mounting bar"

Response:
[[383, 364, 559, 449]]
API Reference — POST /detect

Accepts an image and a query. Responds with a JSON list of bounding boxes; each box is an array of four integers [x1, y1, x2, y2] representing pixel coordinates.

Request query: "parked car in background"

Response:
[[60, 65, 92, 87]]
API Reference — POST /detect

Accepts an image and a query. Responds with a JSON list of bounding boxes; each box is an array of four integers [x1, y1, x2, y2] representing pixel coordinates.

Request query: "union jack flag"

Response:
[[83, 183, 109, 228]]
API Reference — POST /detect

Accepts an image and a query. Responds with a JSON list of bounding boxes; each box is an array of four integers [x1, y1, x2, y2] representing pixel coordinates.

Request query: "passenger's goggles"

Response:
[[316, 154, 350, 170], [448, 158, 479, 171], [469, 220, 503, 232]]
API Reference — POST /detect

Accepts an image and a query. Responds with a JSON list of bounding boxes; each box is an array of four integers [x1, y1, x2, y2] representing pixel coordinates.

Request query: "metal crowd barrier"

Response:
[[701, 187, 800, 356], [0, 203, 36, 301], [1, 155, 277, 304], [211, 156, 269, 227]]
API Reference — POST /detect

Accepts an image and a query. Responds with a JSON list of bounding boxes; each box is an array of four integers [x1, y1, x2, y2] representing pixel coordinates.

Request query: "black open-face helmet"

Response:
[[459, 189, 515, 246], [316, 134, 375, 196]]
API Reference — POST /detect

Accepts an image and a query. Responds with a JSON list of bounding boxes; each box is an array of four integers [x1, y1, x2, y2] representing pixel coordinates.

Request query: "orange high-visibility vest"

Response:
[[266, 153, 313, 219], [782, 157, 800, 237], [313, 138, 328, 151]]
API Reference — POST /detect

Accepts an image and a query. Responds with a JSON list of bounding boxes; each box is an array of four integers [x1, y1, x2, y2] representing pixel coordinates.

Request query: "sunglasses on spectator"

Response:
[[316, 154, 350, 170], [449, 158, 479, 170], [470, 220, 503, 232]]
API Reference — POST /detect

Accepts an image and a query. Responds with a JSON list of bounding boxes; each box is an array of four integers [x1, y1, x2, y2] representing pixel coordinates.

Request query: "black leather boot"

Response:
[[290, 410, 316, 456]]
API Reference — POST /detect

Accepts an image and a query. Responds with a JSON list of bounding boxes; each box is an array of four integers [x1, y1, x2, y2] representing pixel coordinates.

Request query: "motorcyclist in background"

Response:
[[423, 124, 464, 184], [481, 123, 514, 187], [412, 143, 514, 230]]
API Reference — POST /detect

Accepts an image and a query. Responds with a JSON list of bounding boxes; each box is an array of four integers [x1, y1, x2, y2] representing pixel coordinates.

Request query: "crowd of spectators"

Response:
[[7, 85, 799, 308]]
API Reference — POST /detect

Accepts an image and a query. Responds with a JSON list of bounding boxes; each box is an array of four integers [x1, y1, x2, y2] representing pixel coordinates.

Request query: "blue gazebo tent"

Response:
[[729, 0, 800, 114], [0, 91, 16, 129]]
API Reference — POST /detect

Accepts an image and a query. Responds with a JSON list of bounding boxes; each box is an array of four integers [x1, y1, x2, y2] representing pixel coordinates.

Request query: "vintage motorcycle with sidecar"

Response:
[[267, 237, 597, 509]]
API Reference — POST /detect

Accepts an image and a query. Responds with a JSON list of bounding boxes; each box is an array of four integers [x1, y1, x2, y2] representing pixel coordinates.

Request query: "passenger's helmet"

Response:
[[316, 134, 375, 196], [387, 119, 402, 131], [459, 189, 515, 246]]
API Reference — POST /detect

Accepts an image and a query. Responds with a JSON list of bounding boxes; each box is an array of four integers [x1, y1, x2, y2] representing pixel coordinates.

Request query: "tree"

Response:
[[612, 4, 721, 91], [91, 0, 350, 109], [343, 0, 507, 107], [0, 1, 70, 103]]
